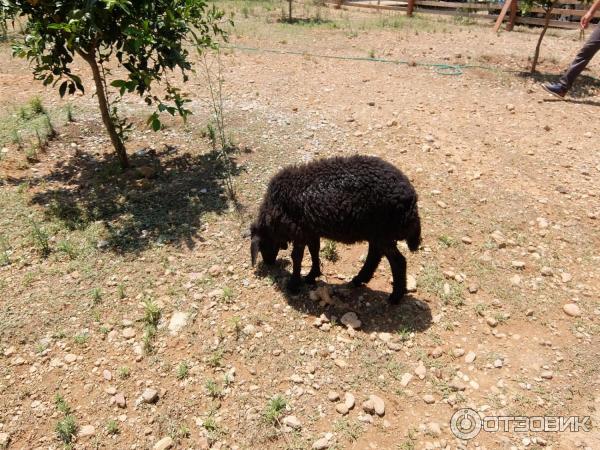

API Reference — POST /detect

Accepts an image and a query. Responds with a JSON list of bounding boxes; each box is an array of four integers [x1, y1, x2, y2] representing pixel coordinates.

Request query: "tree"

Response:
[[521, 0, 557, 73], [1, 0, 228, 168]]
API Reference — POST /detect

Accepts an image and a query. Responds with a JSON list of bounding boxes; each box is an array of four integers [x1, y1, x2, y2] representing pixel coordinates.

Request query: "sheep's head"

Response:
[[250, 223, 286, 266]]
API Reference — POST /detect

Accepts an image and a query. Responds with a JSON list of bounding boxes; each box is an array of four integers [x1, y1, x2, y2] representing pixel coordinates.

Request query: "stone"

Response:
[[427, 422, 442, 437], [486, 317, 498, 327], [541, 266, 553, 277], [541, 370, 553, 380], [64, 354, 77, 364], [430, 347, 443, 358], [340, 312, 361, 330], [465, 351, 477, 363], [136, 166, 156, 179], [336, 403, 349, 415], [512, 261, 525, 269], [168, 311, 188, 335], [142, 388, 159, 404], [406, 275, 417, 292], [563, 303, 581, 317], [334, 359, 347, 368], [282, 415, 301, 429], [370, 395, 385, 416], [423, 394, 435, 404], [122, 328, 136, 339], [344, 392, 355, 409], [0, 433, 10, 448], [312, 438, 329, 450], [415, 363, 427, 380], [400, 373, 413, 387], [153, 437, 174, 450], [468, 284, 478, 294], [561, 272, 573, 283], [115, 393, 126, 408], [103, 370, 112, 381], [3, 347, 15, 357], [208, 265, 222, 276], [494, 359, 503, 368], [453, 348, 465, 357], [78, 425, 95, 438], [362, 399, 375, 414], [327, 391, 340, 402]]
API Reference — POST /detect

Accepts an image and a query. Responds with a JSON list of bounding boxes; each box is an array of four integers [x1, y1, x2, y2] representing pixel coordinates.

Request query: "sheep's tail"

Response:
[[405, 202, 422, 252]]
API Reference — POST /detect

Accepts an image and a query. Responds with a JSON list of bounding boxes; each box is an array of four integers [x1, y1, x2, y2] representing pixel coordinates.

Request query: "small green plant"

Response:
[[25, 145, 39, 162], [30, 220, 50, 257], [106, 419, 120, 435], [202, 414, 219, 432], [10, 129, 23, 149], [334, 418, 363, 442], [205, 379, 222, 398], [91, 287, 102, 304], [0, 235, 10, 266], [117, 284, 126, 299], [65, 104, 75, 122], [143, 327, 156, 354], [263, 395, 287, 424], [178, 423, 191, 438], [143, 298, 161, 328], [321, 240, 338, 262], [57, 240, 78, 259], [54, 393, 72, 415], [207, 348, 224, 368], [43, 114, 57, 140], [177, 361, 190, 380], [28, 97, 45, 115], [206, 122, 217, 149], [230, 316, 242, 339], [397, 325, 413, 341], [118, 366, 131, 379], [474, 303, 487, 317], [438, 235, 457, 248], [74, 333, 89, 346], [222, 286, 233, 302], [56, 414, 77, 444]]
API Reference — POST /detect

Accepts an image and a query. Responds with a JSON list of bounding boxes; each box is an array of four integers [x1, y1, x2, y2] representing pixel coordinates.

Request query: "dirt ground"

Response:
[[1, 2, 599, 450]]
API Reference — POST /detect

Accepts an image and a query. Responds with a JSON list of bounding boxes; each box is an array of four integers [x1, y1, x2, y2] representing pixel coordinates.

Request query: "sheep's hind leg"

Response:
[[304, 237, 322, 285], [352, 241, 383, 287], [287, 240, 305, 293], [382, 243, 407, 305]]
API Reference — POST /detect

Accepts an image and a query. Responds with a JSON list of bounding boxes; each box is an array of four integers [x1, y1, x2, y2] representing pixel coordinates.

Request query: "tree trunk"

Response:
[[288, 0, 292, 22], [531, 5, 554, 73], [78, 48, 130, 169]]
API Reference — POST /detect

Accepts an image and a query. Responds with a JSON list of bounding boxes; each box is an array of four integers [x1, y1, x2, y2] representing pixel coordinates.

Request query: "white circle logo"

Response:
[[450, 408, 482, 440]]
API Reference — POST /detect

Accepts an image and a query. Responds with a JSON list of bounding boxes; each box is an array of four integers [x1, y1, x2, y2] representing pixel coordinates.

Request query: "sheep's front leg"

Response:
[[304, 237, 322, 285], [287, 240, 305, 293], [382, 243, 407, 305]]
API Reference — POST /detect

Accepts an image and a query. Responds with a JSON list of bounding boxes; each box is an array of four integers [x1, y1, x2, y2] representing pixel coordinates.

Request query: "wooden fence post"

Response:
[[407, 0, 415, 16], [493, 0, 515, 32]]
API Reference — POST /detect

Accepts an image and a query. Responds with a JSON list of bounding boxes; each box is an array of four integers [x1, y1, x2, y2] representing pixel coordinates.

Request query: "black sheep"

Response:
[[250, 155, 421, 304]]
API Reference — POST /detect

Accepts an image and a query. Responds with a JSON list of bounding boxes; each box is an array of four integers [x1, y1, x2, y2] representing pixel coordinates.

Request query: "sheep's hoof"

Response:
[[388, 291, 407, 305], [287, 277, 302, 294], [351, 276, 366, 287], [303, 272, 321, 285]]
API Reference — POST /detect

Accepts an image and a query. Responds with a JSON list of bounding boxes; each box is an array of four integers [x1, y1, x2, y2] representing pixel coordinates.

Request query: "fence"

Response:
[[325, 0, 600, 30]]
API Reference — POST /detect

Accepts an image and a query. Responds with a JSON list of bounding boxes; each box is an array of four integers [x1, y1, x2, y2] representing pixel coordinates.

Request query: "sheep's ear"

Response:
[[251, 236, 260, 267]]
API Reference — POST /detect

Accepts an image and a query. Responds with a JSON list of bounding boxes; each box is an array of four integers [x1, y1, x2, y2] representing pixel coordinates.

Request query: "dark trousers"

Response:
[[559, 25, 600, 90]]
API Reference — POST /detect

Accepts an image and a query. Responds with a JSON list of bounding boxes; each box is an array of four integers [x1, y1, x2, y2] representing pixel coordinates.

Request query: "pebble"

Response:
[[142, 388, 159, 404], [336, 403, 349, 415], [423, 394, 435, 404], [78, 425, 95, 438], [312, 437, 330, 450], [427, 422, 442, 437], [365, 394, 385, 416], [561, 272, 573, 283], [430, 347, 443, 358], [541, 370, 553, 380], [465, 351, 477, 363], [415, 363, 427, 379], [327, 391, 340, 402], [406, 275, 417, 292], [494, 359, 503, 368], [208, 265, 222, 276], [453, 348, 465, 357], [541, 266, 553, 276], [340, 312, 361, 330], [0, 433, 10, 448], [512, 261, 525, 269], [563, 303, 581, 317], [400, 373, 413, 387], [122, 328, 136, 339], [282, 415, 302, 429], [103, 370, 112, 381], [168, 311, 188, 335], [344, 392, 355, 409], [153, 437, 174, 450], [64, 354, 77, 364], [115, 393, 127, 408], [468, 284, 479, 294], [486, 317, 498, 327], [334, 359, 348, 368]]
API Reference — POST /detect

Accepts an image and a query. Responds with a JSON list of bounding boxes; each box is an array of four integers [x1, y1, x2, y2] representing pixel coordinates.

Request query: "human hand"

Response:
[[581, 12, 592, 29]]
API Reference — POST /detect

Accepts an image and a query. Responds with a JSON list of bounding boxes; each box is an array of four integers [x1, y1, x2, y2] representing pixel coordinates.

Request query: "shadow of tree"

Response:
[[26, 145, 242, 254], [254, 260, 433, 335], [516, 71, 600, 99]]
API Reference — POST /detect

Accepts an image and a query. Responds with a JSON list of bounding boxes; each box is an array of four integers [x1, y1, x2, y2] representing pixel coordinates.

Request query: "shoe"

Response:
[[541, 82, 567, 99]]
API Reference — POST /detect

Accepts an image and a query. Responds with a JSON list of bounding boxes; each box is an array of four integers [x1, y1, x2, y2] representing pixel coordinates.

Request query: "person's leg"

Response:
[[559, 25, 600, 90]]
